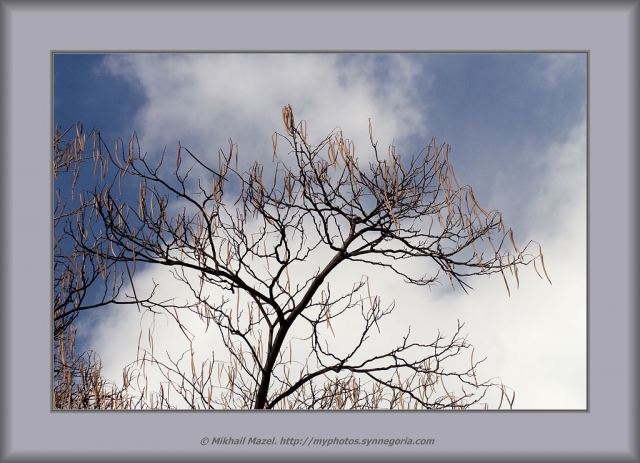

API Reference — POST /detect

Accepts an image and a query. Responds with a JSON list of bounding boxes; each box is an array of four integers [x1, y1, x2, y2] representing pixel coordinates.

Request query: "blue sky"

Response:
[[54, 53, 586, 409]]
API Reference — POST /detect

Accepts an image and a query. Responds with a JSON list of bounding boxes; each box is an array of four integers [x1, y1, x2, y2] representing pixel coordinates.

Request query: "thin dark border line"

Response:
[[585, 49, 591, 418], [585, 49, 590, 417], [50, 49, 591, 53], [49, 50, 590, 414]]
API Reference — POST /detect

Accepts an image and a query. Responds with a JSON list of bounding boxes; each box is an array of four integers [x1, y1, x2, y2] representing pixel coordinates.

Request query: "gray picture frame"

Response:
[[1, 1, 637, 462]]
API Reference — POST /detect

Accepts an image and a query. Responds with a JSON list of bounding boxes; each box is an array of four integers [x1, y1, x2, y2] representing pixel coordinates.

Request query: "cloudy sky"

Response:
[[54, 53, 586, 410]]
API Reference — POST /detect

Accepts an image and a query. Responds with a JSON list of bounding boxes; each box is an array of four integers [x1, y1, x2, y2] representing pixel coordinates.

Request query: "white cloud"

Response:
[[431, 119, 587, 409], [101, 54, 425, 169], [85, 54, 586, 410]]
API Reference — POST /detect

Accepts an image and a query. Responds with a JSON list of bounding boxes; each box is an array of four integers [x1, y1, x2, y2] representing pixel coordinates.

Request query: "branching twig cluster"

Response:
[[53, 107, 547, 409]]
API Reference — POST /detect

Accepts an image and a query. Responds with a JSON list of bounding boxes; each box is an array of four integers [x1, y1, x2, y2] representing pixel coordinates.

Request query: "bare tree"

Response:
[[54, 106, 550, 409]]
